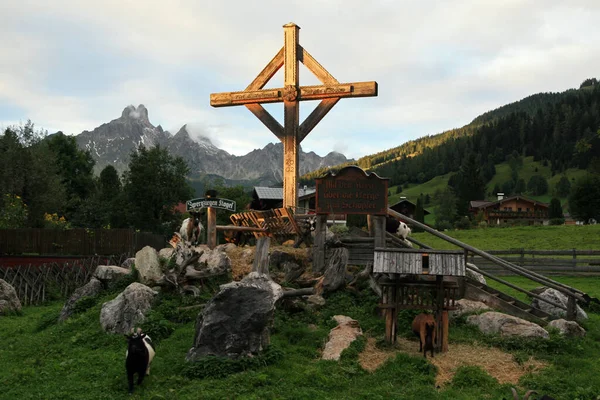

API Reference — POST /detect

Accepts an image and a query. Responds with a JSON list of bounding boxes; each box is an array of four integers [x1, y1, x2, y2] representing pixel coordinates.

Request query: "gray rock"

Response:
[[186, 272, 282, 360], [450, 299, 491, 318], [135, 246, 163, 285], [306, 294, 326, 308], [196, 248, 231, 276], [158, 248, 175, 261], [0, 279, 22, 315], [59, 278, 103, 322], [467, 311, 549, 339], [121, 257, 136, 269], [94, 265, 131, 282], [100, 282, 157, 334], [531, 288, 588, 321], [548, 319, 586, 337]]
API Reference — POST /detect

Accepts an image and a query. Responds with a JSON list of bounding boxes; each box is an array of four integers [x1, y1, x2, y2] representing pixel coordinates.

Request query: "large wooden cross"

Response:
[[210, 23, 378, 208]]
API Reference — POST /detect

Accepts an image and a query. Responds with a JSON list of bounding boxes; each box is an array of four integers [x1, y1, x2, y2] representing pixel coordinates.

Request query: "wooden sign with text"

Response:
[[315, 166, 388, 215]]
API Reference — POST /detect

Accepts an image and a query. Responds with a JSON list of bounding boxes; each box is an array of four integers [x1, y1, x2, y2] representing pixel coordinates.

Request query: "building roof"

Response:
[[473, 195, 549, 209], [253, 187, 283, 200], [389, 199, 431, 215], [470, 200, 493, 209], [253, 186, 317, 201]]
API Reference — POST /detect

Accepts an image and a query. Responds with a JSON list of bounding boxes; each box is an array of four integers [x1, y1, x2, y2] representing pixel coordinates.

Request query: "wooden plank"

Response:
[[210, 82, 378, 107], [299, 98, 340, 142], [245, 104, 284, 139], [246, 47, 284, 90], [299, 46, 338, 85]]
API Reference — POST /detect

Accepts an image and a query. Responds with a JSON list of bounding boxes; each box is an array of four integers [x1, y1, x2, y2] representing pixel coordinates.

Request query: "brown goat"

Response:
[[411, 313, 436, 358]]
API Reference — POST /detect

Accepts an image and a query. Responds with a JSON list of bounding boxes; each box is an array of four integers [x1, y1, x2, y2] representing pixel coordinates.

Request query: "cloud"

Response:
[[1, 0, 600, 159]]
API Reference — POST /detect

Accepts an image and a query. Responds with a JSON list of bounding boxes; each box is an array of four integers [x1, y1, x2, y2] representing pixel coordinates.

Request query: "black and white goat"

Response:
[[125, 328, 155, 394], [385, 216, 412, 246]]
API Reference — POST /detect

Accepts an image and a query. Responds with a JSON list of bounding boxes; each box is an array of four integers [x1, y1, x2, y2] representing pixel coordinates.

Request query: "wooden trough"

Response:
[[374, 247, 466, 352]]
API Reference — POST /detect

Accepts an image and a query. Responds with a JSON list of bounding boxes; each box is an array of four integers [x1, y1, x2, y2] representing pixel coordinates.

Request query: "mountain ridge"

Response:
[[75, 104, 351, 186]]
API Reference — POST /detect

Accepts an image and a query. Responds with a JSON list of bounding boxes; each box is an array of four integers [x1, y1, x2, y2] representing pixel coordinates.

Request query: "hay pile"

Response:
[[358, 337, 548, 387]]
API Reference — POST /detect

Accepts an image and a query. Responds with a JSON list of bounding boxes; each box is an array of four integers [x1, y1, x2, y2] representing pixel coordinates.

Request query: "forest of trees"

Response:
[[301, 79, 600, 225]]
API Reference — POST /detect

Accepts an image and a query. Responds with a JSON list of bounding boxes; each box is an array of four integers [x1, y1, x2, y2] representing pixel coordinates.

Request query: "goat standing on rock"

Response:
[[411, 313, 436, 358], [125, 328, 155, 394]]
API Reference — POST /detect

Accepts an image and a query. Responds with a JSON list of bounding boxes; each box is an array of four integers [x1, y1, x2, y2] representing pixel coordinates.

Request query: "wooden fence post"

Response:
[[566, 295, 577, 321], [253, 237, 271, 275]]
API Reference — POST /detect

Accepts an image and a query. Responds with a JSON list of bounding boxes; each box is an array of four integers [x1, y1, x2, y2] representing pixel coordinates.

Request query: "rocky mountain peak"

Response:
[[76, 104, 352, 185], [121, 104, 149, 123]]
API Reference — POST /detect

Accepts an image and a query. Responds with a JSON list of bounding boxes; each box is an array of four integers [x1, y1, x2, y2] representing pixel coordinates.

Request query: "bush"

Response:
[[550, 218, 565, 225]]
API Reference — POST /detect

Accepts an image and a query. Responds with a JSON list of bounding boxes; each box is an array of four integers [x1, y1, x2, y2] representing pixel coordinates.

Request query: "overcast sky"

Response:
[[1, 1, 599, 159]]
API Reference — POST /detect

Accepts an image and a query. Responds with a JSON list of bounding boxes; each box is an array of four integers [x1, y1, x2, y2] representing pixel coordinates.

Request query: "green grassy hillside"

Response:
[[387, 156, 588, 225], [411, 224, 600, 250]]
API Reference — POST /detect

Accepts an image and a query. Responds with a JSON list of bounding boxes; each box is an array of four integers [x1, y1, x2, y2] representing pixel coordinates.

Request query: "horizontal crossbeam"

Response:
[[210, 81, 378, 107]]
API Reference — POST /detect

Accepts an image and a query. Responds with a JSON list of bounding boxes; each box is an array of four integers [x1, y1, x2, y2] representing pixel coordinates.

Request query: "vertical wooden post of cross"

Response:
[[283, 23, 300, 209]]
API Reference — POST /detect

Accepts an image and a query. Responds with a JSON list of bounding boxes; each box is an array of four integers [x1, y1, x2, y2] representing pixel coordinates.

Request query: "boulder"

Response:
[[135, 246, 163, 285], [59, 278, 103, 322], [531, 288, 588, 321], [466, 263, 487, 285], [93, 265, 131, 282], [100, 282, 157, 334], [270, 250, 298, 270], [548, 319, 586, 337], [121, 257, 136, 269], [186, 272, 283, 360], [322, 315, 362, 361], [450, 299, 491, 317], [467, 312, 549, 339], [158, 248, 175, 261], [0, 279, 22, 315], [306, 294, 326, 309], [196, 248, 231, 277]]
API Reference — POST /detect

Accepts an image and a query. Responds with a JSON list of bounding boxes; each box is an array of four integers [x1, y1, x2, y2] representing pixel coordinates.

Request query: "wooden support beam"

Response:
[[246, 47, 284, 90], [210, 82, 378, 107]]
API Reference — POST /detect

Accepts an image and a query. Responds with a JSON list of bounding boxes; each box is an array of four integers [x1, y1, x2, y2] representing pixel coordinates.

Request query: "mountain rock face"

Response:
[[76, 105, 350, 185]]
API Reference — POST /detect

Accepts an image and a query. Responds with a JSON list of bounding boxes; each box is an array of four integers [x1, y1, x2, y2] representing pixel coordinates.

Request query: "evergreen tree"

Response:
[[569, 175, 600, 223], [549, 198, 564, 220], [514, 178, 527, 194], [527, 175, 549, 196], [554, 175, 571, 197], [122, 145, 194, 234]]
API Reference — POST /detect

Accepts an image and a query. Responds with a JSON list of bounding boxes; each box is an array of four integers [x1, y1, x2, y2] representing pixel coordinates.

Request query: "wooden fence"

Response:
[[0, 255, 128, 305], [468, 249, 600, 275], [338, 238, 600, 275], [0, 229, 166, 256]]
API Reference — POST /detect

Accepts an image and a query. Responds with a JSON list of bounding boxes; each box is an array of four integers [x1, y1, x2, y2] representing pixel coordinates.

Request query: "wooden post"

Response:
[[566, 295, 577, 321], [282, 23, 300, 208], [441, 311, 449, 353], [372, 215, 386, 248], [367, 214, 373, 236], [253, 237, 271, 275], [313, 214, 328, 273], [207, 207, 217, 249]]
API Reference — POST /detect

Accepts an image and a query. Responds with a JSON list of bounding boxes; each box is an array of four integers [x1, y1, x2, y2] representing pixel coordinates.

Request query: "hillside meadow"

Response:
[[2, 226, 600, 399]]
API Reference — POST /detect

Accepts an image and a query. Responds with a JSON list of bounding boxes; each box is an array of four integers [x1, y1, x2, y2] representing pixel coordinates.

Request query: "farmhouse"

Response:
[[470, 194, 549, 225], [389, 198, 431, 221]]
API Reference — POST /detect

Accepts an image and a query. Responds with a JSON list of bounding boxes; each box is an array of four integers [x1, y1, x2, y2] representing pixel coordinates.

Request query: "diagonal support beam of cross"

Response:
[[210, 23, 378, 208]]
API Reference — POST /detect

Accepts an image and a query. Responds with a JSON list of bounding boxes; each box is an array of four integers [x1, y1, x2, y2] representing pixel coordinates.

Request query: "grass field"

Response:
[[2, 227, 600, 399], [411, 224, 600, 251]]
